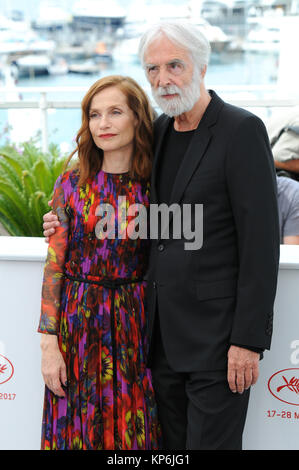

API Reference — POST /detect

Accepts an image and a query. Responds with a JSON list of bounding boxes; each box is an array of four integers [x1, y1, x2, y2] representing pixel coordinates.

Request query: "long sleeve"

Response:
[[225, 115, 280, 350], [38, 175, 69, 335]]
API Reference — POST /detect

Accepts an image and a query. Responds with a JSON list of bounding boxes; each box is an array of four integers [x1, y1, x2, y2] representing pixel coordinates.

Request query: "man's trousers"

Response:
[[150, 316, 250, 450]]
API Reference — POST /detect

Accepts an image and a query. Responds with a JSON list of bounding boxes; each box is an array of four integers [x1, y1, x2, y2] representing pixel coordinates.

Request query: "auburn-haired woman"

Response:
[[38, 75, 161, 450]]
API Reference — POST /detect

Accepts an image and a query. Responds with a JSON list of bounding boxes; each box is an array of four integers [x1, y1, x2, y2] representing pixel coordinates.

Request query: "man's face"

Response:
[[144, 35, 201, 117]]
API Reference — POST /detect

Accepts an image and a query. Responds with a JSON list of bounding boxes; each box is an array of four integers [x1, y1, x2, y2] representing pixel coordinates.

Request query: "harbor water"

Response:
[[0, 49, 280, 151], [1, 0, 298, 150]]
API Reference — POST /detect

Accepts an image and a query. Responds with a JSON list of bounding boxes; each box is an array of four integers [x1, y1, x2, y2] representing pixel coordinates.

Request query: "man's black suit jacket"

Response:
[[146, 90, 280, 372]]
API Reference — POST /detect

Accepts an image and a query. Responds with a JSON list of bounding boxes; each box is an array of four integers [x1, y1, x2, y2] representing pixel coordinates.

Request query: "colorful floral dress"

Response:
[[38, 169, 161, 450]]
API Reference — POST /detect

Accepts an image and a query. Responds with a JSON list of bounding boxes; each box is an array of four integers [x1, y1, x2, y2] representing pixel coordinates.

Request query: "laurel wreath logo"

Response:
[[277, 376, 299, 394], [0, 364, 8, 374]]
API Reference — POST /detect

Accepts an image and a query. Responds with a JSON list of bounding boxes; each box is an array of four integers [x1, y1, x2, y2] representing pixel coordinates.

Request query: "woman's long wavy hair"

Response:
[[64, 75, 154, 186]]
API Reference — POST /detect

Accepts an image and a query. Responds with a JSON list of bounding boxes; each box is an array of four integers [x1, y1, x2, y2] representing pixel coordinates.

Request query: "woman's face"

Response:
[[88, 86, 137, 158]]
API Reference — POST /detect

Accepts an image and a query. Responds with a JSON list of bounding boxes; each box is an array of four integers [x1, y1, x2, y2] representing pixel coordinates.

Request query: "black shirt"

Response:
[[156, 121, 195, 205]]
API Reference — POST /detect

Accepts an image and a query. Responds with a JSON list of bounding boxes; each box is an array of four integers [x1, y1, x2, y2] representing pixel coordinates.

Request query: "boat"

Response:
[[12, 54, 52, 78], [243, 10, 294, 54], [72, 0, 126, 28], [118, 9, 146, 40], [243, 25, 281, 52], [112, 37, 141, 63], [192, 18, 232, 53], [8, 53, 68, 80], [118, 1, 188, 39], [68, 59, 101, 74], [243, 16, 282, 53], [32, 4, 71, 31], [54, 42, 112, 65], [48, 58, 69, 75], [0, 15, 55, 56], [149, 3, 191, 21], [199, 0, 233, 23], [94, 41, 113, 63], [118, 4, 231, 54]]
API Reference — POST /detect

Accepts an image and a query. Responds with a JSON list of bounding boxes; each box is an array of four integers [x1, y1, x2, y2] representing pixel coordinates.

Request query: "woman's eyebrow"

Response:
[[89, 104, 125, 112]]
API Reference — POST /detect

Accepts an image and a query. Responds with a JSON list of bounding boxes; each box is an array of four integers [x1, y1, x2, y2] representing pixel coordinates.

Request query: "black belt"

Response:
[[64, 273, 144, 289]]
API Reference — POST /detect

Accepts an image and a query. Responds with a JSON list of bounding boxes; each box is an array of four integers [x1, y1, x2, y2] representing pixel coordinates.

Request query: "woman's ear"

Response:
[[134, 113, 139, 128]]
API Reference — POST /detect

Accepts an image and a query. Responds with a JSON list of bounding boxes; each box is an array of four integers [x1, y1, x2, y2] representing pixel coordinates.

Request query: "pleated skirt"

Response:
[[40, 278, 162, 450]]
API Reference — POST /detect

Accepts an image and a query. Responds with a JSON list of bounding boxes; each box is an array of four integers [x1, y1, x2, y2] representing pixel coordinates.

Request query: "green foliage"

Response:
[[0, 141, 67, 236]]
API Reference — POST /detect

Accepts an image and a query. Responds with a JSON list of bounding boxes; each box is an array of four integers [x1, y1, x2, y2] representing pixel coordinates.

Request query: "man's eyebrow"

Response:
[[145, 59, 186, 68], [144, 63, 158, 68], [166, 59, 185, 65]]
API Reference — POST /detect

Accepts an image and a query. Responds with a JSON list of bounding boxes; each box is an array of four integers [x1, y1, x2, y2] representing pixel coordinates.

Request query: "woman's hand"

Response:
[[40, 334, 67, 398]]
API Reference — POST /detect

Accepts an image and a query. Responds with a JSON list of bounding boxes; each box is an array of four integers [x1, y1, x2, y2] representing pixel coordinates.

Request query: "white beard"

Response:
[[152, 71, 202, 117]]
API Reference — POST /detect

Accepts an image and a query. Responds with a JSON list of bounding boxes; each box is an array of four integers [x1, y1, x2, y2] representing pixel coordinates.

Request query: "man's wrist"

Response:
[[230, 343, 264, 355]]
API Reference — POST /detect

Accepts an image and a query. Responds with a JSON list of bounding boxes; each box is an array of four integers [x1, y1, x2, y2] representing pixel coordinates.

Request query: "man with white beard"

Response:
[[43, 22, 280, 450], [138, 22, 279, 450]]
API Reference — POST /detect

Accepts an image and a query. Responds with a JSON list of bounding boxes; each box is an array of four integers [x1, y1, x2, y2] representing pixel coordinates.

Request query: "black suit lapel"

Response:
[[168, 123, 212, 206], [169, 91, 224, 206]]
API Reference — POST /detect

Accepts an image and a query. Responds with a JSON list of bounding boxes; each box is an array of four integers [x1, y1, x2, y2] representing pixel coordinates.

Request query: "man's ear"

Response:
[[201, 65, 207, 79]]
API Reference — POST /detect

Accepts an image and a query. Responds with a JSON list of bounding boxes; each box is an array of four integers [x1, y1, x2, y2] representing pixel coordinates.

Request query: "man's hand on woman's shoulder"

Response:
[[43, 200, 60, 242]]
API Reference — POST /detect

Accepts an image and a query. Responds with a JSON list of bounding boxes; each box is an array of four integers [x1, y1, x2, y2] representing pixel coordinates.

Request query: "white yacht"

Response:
[[12, 54, 51, 78], [244, 23, 281, 52], [32, 4, 71, 30], [191, 18, 232, 53], [72, 0, 126, 28], [0, 15, 55, 55], [115, 2, 231, 57]]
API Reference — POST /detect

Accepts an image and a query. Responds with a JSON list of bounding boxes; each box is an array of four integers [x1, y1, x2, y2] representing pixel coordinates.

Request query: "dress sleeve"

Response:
[[38, 175, 69, 334]]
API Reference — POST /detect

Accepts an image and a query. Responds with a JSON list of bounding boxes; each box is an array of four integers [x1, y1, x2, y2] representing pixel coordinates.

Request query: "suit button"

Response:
[[158, 243, 164, 252], [153, 281, 156, 289]]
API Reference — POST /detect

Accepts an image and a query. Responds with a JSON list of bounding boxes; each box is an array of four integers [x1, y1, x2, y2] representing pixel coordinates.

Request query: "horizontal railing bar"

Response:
[[224, 100, 299, 107], [0, 86, 90, 93], [0, 100, 298, 109], [0, 101, 80, 109], [0, 101, 39, 108], [0, 84, 280, 93]]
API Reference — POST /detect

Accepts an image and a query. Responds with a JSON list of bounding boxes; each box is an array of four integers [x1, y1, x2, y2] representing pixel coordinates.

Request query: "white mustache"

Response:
[[156, 85, 181, 97]]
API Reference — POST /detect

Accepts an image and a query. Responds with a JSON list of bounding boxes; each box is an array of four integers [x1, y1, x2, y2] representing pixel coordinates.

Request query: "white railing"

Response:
[[1, 85, 299, 153]]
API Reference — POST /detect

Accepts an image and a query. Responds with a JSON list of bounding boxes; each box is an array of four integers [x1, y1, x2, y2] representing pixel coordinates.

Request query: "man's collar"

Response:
[[199, 89, 225, 128]]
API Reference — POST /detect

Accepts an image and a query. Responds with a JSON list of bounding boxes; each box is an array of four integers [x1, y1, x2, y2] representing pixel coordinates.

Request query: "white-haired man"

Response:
[[43, 22, 280, 450]]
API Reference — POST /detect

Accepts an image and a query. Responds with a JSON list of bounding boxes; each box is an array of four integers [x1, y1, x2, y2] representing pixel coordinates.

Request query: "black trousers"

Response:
[[150, 316, 250, 450]]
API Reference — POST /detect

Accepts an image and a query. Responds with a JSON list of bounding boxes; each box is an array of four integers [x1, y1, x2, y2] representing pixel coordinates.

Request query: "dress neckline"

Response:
[[100, 169, 130, 176]]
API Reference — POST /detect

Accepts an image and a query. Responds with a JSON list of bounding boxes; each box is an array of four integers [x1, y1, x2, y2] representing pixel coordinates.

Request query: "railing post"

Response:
[[39, 92, 49, 153]]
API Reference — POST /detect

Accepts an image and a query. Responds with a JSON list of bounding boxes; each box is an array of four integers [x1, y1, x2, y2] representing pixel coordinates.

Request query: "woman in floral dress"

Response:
[[38, 76, 161, 450]]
